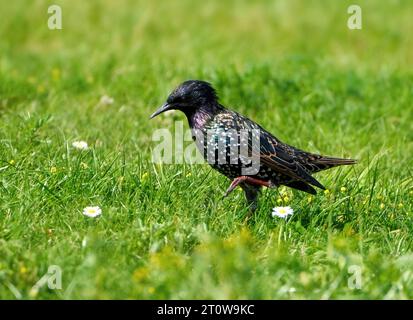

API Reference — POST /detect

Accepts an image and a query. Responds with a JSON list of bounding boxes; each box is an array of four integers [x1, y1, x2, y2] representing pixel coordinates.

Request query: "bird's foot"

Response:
[[224, 176, 271, 197]]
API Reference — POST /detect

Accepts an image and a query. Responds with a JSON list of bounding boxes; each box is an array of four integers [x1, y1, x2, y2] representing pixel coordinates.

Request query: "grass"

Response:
[[0, 0, 412, 299]]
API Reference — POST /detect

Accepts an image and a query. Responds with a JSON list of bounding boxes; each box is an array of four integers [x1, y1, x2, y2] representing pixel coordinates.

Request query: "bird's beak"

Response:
[[150, 103, 172, 119]]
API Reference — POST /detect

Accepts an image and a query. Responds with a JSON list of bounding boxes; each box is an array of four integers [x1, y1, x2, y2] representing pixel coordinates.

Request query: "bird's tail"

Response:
[[309, 156, 357, 173]]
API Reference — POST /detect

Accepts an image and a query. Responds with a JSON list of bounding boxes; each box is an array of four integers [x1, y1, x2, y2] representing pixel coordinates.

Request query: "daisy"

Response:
[[82, 206, 102, 218], [272, 206, 294, 219], [72, 140, 89, 150], [99, 95, 114, 106]]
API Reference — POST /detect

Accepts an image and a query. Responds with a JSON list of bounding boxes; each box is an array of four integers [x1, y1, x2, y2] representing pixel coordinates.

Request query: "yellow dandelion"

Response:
[[50, 166, 57, 174], [9, 159, 15, 165], [19, 266, 28, 274], [51, 68, 61, 81], [279, 187, 288, 196], [132, 267, 149, 282]]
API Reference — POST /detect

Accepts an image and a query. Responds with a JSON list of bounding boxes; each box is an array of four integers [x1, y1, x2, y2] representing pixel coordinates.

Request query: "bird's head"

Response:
[[150, 80, 218, 119]]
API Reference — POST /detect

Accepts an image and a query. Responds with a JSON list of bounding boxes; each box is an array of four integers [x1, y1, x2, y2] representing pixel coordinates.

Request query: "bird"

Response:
[[150, 80, 356, 211]]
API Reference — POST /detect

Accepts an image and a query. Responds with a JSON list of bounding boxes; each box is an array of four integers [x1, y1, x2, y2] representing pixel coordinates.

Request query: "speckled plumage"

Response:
[[151, 80, 356, 211]]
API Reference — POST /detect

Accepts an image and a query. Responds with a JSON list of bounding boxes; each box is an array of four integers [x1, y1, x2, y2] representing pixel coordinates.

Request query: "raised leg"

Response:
[[224, 176, 272, 197]]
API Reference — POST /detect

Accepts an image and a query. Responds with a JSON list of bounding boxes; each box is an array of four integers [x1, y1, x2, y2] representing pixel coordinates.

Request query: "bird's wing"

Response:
[[257, 132, 325, 189], [233, 111, 325, 189]]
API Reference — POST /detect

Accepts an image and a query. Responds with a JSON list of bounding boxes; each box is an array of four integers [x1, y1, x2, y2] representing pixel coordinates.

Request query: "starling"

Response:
[[151, 80, 356, 211]]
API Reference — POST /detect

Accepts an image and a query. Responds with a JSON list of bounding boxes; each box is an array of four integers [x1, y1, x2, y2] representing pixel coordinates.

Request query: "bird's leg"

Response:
[[240, 182, 261, 222], [224, 176, 271, 197]]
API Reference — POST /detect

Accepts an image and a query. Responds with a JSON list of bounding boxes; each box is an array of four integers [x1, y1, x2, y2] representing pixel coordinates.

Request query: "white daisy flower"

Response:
[[272, 206, 294, 219], [72, 140, 89, 150], [82, 206, 102, 218], [99, 95, 114, 106]]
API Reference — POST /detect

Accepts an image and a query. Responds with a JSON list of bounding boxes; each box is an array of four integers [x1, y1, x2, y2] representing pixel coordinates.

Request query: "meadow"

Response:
[[0, 0, 412, 299]]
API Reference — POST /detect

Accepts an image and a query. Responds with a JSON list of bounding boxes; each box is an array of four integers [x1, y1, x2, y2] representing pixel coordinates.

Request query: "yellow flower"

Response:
[[50, 166, 57, 174], [185, 172, 192, 178], [279, 187, 288, 196], [9, 159, 15, 165], [380, 203, 385, 210], [340, 187, 347, 193], [51, 68, 61, 81], [19, 266, 28, 274], [28, 288, 39, 298], [132, 267, 149, 282], [324, 189, 330, 195]]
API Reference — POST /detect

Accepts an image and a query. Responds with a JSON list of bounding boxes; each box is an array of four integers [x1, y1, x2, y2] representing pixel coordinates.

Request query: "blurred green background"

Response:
[[0, 0, 412, 299]]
